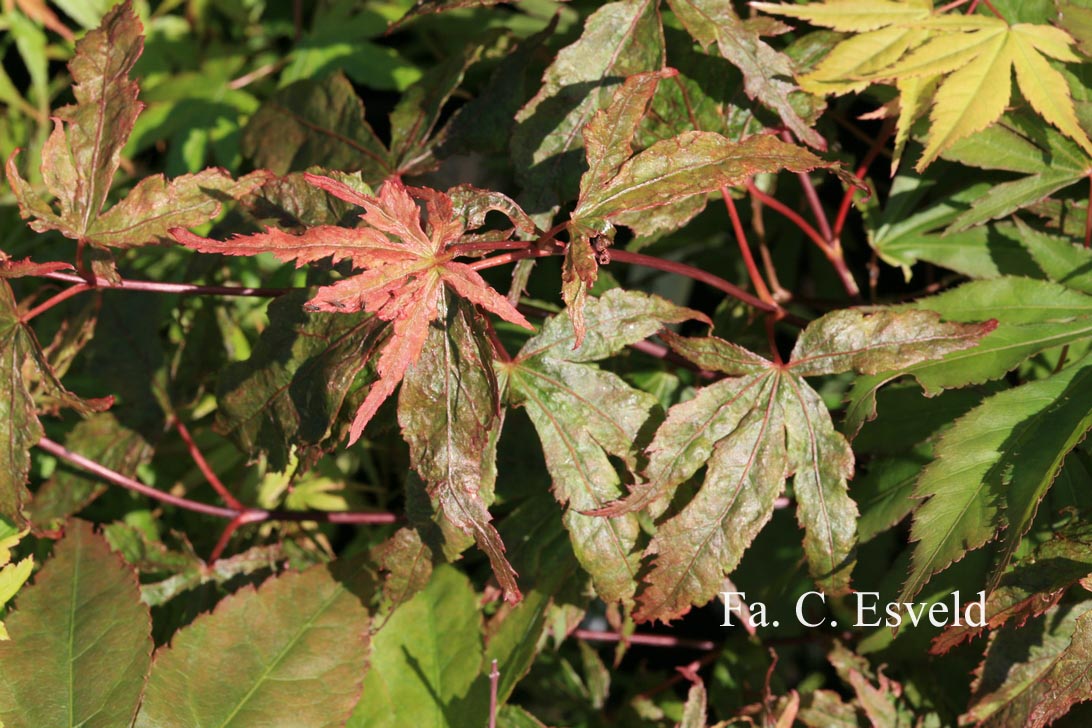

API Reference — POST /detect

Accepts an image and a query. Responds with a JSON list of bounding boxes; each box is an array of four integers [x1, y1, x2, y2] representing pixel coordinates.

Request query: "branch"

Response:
[[36, 437, 400, 528], [43, 271, 291, 297], [571, 629, 717, 651]]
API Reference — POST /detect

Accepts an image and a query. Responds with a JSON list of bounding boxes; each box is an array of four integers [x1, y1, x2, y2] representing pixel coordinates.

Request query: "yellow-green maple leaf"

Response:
[[0, 529, 32, 641], [754, 1, 1092, 172]]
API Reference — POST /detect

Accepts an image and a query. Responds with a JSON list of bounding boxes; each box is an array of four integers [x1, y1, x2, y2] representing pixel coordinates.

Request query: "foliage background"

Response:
[[1, 0, 1092, 726]]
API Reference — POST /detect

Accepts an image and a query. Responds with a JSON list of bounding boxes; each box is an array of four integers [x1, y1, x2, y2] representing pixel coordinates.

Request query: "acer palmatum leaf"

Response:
[[171, 175, 532, 445]]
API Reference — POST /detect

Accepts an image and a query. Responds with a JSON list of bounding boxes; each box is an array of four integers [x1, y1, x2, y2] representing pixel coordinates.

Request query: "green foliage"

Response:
[[2, 0, 1092, 725]]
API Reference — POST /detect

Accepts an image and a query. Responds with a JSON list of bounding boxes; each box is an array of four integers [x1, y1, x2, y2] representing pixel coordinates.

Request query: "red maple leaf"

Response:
[[171, 174, 532, 444]]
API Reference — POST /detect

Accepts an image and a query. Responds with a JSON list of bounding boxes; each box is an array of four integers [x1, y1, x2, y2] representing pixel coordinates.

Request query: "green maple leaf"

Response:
[[598, 308, 995, 622]]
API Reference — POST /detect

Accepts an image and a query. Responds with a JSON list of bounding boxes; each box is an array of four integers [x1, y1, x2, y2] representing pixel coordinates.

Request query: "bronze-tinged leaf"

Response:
[[214, 291, 384, 472], [787, 308, 997, 377], [964, 602, 1092, 728], [0, 520, 152, 728], [607, 325, 878, 622], [241, 73, 393, 179], [5, 1, 265, 260], [634, 374, 787, 622], [399, 300, 520, 603], [778, 375, 856, 596], [375, 527, 435, 611], [86, 169, 272, 248], [513, 0, 665, 213], [0, 258, 74, 279], [582, 70, 677, 195], [0, 282, 108, 527], [387, 32, 506, 176], [574, 132, 835, 221], [563, 69, 675, 332], [666, 0, 825, 149], [34, 0, 142, 237], [505, 290, 705, 605], [136, 564, 371, 728], [932, 522, 1092, 654], [173, 176, 532, 445]]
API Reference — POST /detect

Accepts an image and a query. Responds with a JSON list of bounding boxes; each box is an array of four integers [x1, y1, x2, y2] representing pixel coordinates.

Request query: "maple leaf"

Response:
[[595, 308, 995, 623], [754, 1, 1092, 172], [665, 0, 825, 149], [0, 282, 111, 527], [564, 69, 846, 343], [171, 174, 533, 445], [502, 290, 708, 604], [4, 0, 268, 280]]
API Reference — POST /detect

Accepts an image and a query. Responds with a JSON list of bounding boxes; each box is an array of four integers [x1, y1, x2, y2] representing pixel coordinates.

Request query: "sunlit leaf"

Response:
[[173, 175, 532, 445], [605, 307, 992, 622], [347, 566, 488, 727], [504, 290, 704, 605], [0, 520, 152, 728], [900, 353, 1092, 602], [137, 564, 371, 728]]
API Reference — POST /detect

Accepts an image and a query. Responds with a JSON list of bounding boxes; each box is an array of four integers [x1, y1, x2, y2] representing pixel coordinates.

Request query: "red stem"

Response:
[[608, 250, 778, 316], [977, 0, 1006, 20], [208, 511, 266, 563], [782, 132, 834, 244], [44, 271, 291, 297], [766, 316, 783, 366], [482, 317, 512, 363], [487, 659, 500, 728], [571, 629, 716, 651], [833, 119, 896, 240], [449, 240, 534, 255], [936, 0, 972, 13], [36, 436, 399, 525], [172, 418, 245, 511], [722, 189, 775, 305], [37, 436, 239, 519], [747, 181, 830, 252], [20, 283, 91, 323], [467, 249, 557, 272], [747, 182, 860, 298]]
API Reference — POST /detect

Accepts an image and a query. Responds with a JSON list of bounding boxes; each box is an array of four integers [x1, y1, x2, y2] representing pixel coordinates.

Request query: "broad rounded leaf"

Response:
[[137, 564, 370, 728], [0, 520, 152, 728]]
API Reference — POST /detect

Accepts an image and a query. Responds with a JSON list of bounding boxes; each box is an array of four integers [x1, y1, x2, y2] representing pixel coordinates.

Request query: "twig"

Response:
[[208, 511, 267, 563], [488, 659, 500, 728], [608, 250, 786, 319], [43, 271, 291, 297], [747, 182, 860, 298], [781, 133, 834, 244], [747, 181, 831, 253], [975, 0, 1007, 21], [172, 417, 245, 511], [722, 189, 775, 305], [833, 119, 895, 240], [37, 436, 239, 519], [20, 283, 91, 323], [36, 437, 400, 528], [481, 317, 512, 363], [467, 249, 558, 272], [571, 629, 717, 651]]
